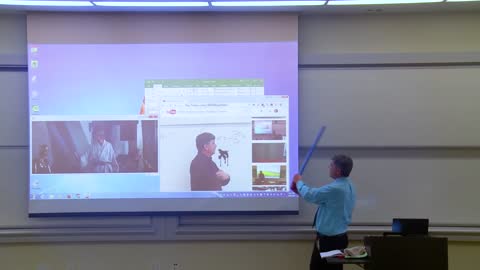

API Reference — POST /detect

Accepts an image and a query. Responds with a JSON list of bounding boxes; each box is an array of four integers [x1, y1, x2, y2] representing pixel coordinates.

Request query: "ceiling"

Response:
[[0, 1, 480, 14]]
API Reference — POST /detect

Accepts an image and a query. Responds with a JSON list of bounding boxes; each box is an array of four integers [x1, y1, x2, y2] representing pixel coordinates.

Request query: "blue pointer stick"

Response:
[[299, 126, 326, 175]]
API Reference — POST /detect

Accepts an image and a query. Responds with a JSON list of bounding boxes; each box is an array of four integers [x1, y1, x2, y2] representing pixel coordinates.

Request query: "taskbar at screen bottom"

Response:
[[29, 191, 298, 200], [28, 196, 300, 216]]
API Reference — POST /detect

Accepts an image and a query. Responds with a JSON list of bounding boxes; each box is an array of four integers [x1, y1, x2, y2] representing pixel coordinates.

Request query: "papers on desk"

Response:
[[320, 246, 368, 259], [320, 250, 343, 258]]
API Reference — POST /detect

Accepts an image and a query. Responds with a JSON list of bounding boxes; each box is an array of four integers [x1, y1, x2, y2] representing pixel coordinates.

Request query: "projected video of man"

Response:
[[75, 128, 119, 173], [190, 132, 231, 191], [31, 120, 158, 174], [32, 144, 52, 174]]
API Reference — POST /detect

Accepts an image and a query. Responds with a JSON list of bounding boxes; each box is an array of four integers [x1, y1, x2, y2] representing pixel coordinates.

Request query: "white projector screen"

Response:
[[27, 13, 299, 216]]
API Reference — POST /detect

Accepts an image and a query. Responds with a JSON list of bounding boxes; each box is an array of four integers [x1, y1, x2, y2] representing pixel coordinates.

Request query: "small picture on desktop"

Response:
[[31, 120, 158, 174], [252, 164, 287, 186], [252, 143, 287, 163], [252, 120, 286, 140], [253, 120, 272, 134]]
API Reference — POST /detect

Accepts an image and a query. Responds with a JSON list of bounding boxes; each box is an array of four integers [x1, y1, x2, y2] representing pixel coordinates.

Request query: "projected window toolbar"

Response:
[[157, 95, 289, 119], [144, 79, 265, 117]]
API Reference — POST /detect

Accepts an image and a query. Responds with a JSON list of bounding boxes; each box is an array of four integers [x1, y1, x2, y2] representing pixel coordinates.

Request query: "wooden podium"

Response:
[[363, 236, 448, 270]]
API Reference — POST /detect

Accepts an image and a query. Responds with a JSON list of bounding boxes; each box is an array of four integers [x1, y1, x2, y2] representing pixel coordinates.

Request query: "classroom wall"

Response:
[[0, 240, 478, 270], [1, 11, 480, 270]]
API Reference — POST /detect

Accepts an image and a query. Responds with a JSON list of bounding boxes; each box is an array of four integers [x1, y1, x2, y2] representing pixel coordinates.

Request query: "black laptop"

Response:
[[390, 218, 429, 236]]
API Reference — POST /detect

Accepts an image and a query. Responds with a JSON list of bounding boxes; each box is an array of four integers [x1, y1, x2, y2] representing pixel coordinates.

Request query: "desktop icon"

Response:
[[31, 90, 39, 99], [31, 60, 39, 69], [31, 180, 40, 189]]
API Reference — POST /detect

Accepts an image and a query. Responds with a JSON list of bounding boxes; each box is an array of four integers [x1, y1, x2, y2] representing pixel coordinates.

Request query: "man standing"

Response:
[[78, 129, 119, 173], [292, 154, 356, 270], [33, 144, 52, 174], [190, 132, 230, 191]]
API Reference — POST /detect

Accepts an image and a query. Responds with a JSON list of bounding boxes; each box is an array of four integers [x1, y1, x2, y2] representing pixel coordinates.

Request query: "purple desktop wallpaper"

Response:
[[29, 42, 298, 198]]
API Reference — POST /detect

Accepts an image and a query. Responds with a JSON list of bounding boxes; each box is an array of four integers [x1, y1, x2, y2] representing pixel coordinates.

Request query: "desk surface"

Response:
[[326, 257, 370, 265]]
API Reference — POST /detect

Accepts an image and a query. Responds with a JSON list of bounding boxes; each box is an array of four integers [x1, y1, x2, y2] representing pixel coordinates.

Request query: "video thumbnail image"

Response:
[[32, 120, 158, 174], [252, 119, 286, 140], [252, 143, 286, 163], [252, 164, 287, 186]]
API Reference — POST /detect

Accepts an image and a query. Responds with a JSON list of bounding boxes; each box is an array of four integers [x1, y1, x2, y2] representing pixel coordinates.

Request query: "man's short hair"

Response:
[[196, 132, 215, 152], [39, 144, 48, 155], [332, 154, 353, 177], [93, 128, 105, 136]]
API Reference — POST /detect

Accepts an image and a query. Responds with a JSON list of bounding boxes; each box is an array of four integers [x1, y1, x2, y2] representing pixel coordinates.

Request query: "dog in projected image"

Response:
[[218, 149, 229, 167]]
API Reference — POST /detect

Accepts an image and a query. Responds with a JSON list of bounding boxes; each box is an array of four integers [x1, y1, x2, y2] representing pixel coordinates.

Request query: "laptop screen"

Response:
[[392, 218, 429, 236]]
